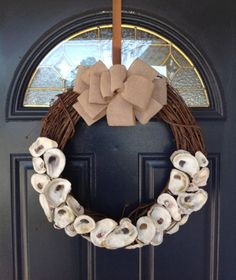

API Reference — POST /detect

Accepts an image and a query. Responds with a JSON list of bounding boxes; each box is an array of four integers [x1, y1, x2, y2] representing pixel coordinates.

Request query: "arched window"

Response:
[[23, 25, 209, 108]]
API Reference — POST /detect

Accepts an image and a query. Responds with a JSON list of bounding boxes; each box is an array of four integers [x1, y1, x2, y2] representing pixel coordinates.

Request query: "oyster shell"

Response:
[[192, 167, 210, 187], [31, 173, 50, 193], [102, 220, 138, 249], [81, 234, 91, 242], [150, 230, 163, 246], [90, 218, 118, 247], [29, 137, 58, 157], [136, 216, 156, 244], [171, 152, 200, 177], [157, 193, 181, 221], [65, 223, 78, 237], [179, 214, 189, 225], [148, 204, 172, 231], [166, 222, 180, 234], [74, 215, 96, 234], [168, 169, 190, 195], [187, 183, 199, 192], [44, 148, 66, 179], [32, 157, 46, 174], [120, 217, 132, 224], [39, 193, 53, 222], [166, 214, 189, 234], [53, 224, 62, 230], [177, 189, 208, 214], [66, 195, 84, 216], [125, 240, 145, 249], [54, 205, 75, 228], [195, 151, 209, 167], [170, 150, 190, 162], [44, 178, 71, 208]]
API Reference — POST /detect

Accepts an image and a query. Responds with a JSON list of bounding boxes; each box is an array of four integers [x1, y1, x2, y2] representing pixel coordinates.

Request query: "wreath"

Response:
[[28, 1, 209, 250]]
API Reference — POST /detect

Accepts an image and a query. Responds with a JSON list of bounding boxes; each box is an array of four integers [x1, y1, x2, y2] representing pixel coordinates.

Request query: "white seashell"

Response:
[[65, 223, 78, 237], [120, 217, 132, 224], [90, 218, 118, 247], [166, 222, 180, 234], [125, 240, 145, 249], [166, 214, 190, 234], [74, 215, 96, 234], [44, 148, 66, 179], [102, 220, 138, 249], [53, 223, 62, 230], [29, 137, 58, 157], [166, 213, 190, 234], [148, 204, 172, 231], [170, 150, 190, 162], [187, 183, 199, 192], [172, 152, 200, 177], [177, 189, 208, 214], [32, 157, 46, 174], [179, 214, 189, 225], [150, 231, 163, 246], [157, 193, 181, 221], [168, 169, 190, 195], [39, 194, 54, 222], [54, 205, 75, 228], [81, 234, 91, 242], [31, 173, 50, 193], [195, 151, 209, 167], [66, 195, 84, 216], [192, 167, 210, 187], [44, 178, 71, 208], [136, 216, 156, 244]]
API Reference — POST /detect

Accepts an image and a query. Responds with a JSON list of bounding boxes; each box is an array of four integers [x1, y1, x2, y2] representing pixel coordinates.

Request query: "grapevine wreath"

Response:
[[29, 1, 209, 250], [29, 58, 209, 249]]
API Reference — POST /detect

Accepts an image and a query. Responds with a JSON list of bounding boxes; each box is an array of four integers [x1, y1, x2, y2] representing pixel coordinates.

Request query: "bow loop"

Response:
[[110, 64, 127, 94], [73, 59, 167, 126], [121, 75, 154, 111]]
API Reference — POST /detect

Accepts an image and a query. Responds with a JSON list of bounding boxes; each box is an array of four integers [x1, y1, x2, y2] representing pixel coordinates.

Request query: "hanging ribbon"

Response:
[[112, 0, 121, 65], [72, 59, 167, 126]]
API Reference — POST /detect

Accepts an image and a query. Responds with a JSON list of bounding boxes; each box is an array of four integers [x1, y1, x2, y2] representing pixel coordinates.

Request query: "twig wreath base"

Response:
[[29, 83, 209, 249], [41, 85, 206, 153]]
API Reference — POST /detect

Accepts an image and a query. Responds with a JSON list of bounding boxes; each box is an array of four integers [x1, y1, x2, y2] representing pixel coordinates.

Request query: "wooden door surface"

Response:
[[1, 1, 235, 280]]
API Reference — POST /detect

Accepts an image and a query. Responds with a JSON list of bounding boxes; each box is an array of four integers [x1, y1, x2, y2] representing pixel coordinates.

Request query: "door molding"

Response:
[[6, 10, 224, 120]]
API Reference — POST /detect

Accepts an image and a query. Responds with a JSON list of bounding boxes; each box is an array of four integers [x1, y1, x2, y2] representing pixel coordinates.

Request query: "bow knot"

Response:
[[73, 59, 167, 126]]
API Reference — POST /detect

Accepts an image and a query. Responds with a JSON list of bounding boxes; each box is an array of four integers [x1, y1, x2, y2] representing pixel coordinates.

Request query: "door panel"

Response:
[[1, 0, 235, 280], [10, 123, 220, 280]]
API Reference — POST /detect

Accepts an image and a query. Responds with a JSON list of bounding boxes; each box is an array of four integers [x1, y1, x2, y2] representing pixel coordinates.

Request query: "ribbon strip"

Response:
[[73, 59, 167, 126]]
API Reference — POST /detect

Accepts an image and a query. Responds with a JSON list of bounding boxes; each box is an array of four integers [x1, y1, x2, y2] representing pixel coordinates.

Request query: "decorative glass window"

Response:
[[23, 25, 209, 107]]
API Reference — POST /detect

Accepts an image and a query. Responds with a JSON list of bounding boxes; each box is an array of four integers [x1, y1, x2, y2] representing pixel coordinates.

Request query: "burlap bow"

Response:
[[73, 59, 167, 126]]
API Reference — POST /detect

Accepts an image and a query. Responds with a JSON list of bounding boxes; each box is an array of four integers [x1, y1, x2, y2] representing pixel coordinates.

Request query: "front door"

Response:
[[1, 1, 235, 280]]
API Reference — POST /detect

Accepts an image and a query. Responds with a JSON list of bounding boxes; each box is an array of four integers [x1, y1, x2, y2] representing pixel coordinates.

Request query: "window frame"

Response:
[[6, 10, 224, 120]]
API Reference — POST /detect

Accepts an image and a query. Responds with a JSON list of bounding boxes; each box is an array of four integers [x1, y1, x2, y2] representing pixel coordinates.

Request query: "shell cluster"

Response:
[[29, 137, 209, 250]]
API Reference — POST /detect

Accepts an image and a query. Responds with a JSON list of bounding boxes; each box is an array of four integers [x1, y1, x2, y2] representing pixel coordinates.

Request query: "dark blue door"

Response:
[[0, 1, 235, 280]]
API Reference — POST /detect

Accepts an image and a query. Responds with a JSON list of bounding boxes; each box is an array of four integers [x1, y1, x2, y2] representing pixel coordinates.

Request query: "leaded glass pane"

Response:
[[171, 68, 203, 89], [23, 25, 209, 107], [24, 90, 62, 107], [30, 67, 64, 88], [140, 45, 170, 66]]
